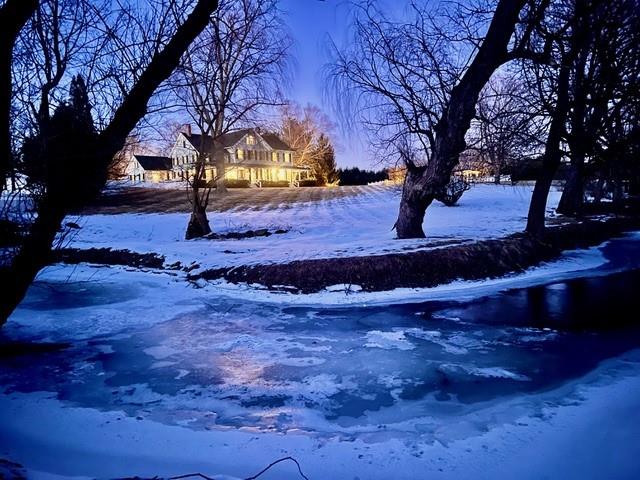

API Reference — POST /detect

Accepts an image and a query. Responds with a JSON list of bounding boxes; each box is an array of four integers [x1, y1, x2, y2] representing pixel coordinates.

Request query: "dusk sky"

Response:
[[280, 0, 369, 169]]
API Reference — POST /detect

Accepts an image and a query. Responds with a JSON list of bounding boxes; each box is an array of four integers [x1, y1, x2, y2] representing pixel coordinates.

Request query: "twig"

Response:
[[169, 473, 215, 480], [244, 456, 310, 480], [167, 456, 309, 480]]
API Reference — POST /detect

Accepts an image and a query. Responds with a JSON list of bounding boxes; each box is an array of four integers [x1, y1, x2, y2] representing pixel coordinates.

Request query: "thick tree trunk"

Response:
[[394, 0, 527, 238], [216, 158, 227, 194], [394, 170, 432, 238], [0, 0, 39, 192], [526, 67, 571, 237], [0, 203, 65, 326], [186, 205, 212, 240], [557, 40, 589, 217], [526, 164, 558, 238], [186, 178, 212, 240], [493, 157, 501, 184], [557, 161, 584, 216]]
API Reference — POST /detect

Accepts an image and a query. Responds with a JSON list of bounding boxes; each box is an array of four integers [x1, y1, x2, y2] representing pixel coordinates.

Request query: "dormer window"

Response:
[[246, 135, 256, 145]]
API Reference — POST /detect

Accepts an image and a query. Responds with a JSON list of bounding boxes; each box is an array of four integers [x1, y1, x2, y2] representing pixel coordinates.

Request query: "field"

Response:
[[84, 183, 370, 214]]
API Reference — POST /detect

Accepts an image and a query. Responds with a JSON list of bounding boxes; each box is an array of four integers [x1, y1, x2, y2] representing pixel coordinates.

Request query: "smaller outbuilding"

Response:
[[126, 155, 173, 182]]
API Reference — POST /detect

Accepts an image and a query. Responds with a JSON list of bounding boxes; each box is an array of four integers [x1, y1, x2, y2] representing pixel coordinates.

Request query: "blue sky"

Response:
[[279, 0, 409, 169], [280, 0, 370, 169]]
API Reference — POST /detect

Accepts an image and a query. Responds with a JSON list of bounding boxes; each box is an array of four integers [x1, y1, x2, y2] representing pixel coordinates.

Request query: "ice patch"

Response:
[[439, 363, 531, 382], [364, 330, 415, 350], [325, 284, 363, 293]]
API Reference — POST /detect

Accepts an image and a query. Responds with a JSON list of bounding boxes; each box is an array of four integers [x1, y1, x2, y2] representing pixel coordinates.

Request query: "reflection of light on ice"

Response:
[[217, 352, 268, 386]]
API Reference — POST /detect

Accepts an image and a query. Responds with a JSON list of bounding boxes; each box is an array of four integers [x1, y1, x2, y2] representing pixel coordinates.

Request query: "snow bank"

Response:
[[201, 241, 610, 307]]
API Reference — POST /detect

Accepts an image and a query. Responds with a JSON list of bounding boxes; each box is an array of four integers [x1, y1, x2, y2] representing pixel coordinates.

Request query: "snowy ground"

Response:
[[64, 184, 563, 269], [3, 184, 640, 479]]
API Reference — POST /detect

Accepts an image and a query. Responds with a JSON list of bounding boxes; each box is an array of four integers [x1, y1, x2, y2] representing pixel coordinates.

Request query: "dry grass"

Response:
[[82, 186, 373, 214]]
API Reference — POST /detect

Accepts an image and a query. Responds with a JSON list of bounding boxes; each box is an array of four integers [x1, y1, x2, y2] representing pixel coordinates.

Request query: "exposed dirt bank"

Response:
[[190, 216, 640, 293]]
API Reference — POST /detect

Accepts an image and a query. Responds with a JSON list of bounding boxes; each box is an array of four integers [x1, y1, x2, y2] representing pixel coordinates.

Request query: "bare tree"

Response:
[[0, 0, 221, 325], [328, 0, 548, 238], [523, 0, 616, 235], [471, 73, 543, 183], [519, 0, 640, 234], [278, 102, 336, 184], [556, 0, 640, 215], [173, 0, 291, 239]]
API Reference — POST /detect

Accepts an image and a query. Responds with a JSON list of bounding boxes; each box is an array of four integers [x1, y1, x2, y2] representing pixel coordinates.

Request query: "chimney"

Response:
[[182, 124, 192, 136]]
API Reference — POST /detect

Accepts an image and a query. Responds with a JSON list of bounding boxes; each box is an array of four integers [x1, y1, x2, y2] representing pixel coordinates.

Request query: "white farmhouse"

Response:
[[127, 126, 312, 186]]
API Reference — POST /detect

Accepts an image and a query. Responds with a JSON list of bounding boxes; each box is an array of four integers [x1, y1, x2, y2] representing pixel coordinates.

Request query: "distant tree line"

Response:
[[337, 167, 388, 186]]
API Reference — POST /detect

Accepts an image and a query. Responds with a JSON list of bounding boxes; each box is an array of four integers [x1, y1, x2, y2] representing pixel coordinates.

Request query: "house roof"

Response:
[[134, 155, 172, 171], [261, 132, 292, 151], [184, 128, 293, 153]]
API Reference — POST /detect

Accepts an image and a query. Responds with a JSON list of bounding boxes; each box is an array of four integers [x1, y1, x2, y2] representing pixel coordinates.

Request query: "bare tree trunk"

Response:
[[494, 162, 501, 184], [394, 0, 527, 238], [394, 169, 431, 238], [0, 0, 39, 192], [216, 158, 227, 194], [526, 66, 571, 237], [186, 185, 212, 239], [557, 159, 584, 215], [0, 202, 65, 324], [557, 45, 589, 217], [186, 208, 212, 239]]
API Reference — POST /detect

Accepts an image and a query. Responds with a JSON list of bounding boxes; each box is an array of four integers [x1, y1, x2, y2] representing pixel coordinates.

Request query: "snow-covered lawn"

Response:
[[66, 184, 562, 269]]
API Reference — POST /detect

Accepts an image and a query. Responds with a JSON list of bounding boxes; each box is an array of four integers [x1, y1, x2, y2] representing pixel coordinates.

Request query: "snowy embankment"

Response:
[[57, 183, 639, 306], [65, 184, 563, 270]]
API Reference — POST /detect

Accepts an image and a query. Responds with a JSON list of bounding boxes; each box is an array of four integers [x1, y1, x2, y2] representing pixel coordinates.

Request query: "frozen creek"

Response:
[[1, 234, 640, 479]]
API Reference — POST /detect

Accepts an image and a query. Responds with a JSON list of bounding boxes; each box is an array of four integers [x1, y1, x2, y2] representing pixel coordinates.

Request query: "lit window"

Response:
[[237, 149, 244, 160], [272, 152, 277, 162], [247, 135, 255, 145]]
